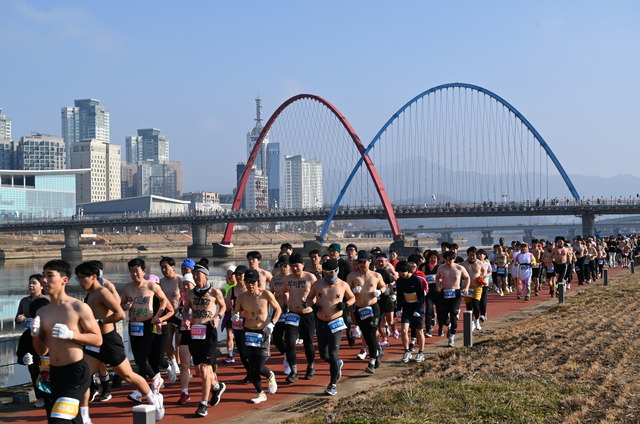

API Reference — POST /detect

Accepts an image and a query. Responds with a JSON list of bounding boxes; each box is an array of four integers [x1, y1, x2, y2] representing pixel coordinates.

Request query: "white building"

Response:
[[0, 108, 11, 140], [17, 134, 66, 170], [243, 165, 269, 210], [284, 155, 323, 209], [71, 140, 121, 203]]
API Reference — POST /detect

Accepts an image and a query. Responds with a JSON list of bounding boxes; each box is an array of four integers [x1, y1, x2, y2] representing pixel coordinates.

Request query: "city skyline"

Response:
[[1, 1, 639, 195]]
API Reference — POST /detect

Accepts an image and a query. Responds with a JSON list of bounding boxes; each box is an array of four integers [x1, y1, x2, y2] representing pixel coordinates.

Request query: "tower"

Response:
[[62, 99, 110, 168]]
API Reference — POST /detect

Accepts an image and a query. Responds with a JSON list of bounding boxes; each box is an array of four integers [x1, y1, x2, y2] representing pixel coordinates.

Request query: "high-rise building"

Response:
[[236, 162, 268, 211], [0, 108, 11, 140], [121, 161, 182, 199], [284, 155, 323, 209], [0, 139, 16, 169], [243, 98, 280, 209], [17, 134, 66, 170], [71, 140, 121, 203], [125, 128, 169, 164], [62, 99, 110, 168]]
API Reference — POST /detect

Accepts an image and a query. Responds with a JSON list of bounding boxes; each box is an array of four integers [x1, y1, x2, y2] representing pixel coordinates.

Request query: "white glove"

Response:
[[413, 311, 421, 318], [385, 287, 391, 295], [23, 352, 33, 365], [52, 323, 74, 340], [390, 294, 397, 302], [30, 316, 41, 337], [264, 322, 275, 336], [231, 312, 241, 322], [352, 286, 362, 294], [373, 289, 381, 297]]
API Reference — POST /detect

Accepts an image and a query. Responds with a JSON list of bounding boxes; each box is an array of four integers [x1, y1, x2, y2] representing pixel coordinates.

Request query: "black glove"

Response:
[[282, 304, 290, 314], [336, 301, 347, 311], [301, 300, 308, 309]]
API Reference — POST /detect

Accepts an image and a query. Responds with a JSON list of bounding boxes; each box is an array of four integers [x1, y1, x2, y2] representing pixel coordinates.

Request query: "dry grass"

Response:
[[290, 273, 640, 424]]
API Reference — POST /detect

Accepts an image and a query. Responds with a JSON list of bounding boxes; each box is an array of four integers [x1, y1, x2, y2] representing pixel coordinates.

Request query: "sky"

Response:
[[1, 1, 639, 194]]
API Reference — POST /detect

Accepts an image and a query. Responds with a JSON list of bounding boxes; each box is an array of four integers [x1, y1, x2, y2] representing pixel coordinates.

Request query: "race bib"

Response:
[[328, 317, 347, 333], [425, 275, 436, 283], [496, 268, 506, 275], [520, 265, 530, 271], [547, 267, 555, 273], [232, 317, 244, 331], [244, 331, 263, 348], [277, 313, 286, 323], [85, 345, 100, 353], [598, 260, 604, 265], [443, 289, 456, 299], [285, 313, 300, 326], [51, 397, 79, 420], [25, 318, 34, 330], [130, 321, 144, 337], [404, 292, 418, 303], [584, 259, 590, 264], [190, 324, 207, 340], [40, 356, 50, 371], [358, 306, 374, 320]]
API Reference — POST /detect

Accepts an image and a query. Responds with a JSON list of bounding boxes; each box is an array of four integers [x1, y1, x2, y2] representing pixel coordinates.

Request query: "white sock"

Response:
[[80, 406, 91, 424], [170, 358, 179, 371], [145, 391, 156, 404]]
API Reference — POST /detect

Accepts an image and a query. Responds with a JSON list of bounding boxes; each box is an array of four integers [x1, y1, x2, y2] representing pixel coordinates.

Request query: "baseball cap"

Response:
[[322, 258, 339, 271], [356, 250, 372, 261], [244, 269, 260, 282]]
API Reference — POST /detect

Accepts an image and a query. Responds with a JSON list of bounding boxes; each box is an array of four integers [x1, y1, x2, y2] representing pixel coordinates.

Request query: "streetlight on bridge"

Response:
[[502, 193, 508, 203]]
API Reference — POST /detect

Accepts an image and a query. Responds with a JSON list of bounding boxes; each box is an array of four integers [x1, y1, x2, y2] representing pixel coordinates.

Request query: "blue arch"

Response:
[[319, 83, 580, 242]]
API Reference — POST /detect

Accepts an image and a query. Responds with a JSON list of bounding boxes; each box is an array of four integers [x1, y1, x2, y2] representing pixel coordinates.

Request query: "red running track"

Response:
[[2, 267, 627, 423]]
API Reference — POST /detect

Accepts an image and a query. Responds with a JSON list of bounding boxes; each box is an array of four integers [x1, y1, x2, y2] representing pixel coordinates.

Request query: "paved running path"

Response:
[[2, 267, 627, 423]]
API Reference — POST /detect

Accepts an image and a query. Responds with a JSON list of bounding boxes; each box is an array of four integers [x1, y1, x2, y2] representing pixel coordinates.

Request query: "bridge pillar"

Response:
[[437, 231, 454, 245], [481, 230, 494, 246], [61, 228, 83, 262], [581, 213, 596, 239], [389, 239, 418, 258], [523, 229, 534, 244], [188, 224, 212, 258]]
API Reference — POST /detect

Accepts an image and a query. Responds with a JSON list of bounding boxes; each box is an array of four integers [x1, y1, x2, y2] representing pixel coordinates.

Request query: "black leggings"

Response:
[[150, 328, 169, 370], [438, 292, 462, 335], [316, 319, 342, 384], [129, 320, 157, 379], [465, 297, 480, 320], [247, 354, 270, 392], [272, 321, 286, 355], [425, 285, 439, 330], [284, 312, 316, 368], [354, 304, 380, 359], [479, 286, 488, 317], [232, 328, 251, 375]]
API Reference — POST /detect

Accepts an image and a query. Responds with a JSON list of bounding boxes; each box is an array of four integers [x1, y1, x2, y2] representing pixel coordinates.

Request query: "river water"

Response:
[[0, 257, 275, 388]]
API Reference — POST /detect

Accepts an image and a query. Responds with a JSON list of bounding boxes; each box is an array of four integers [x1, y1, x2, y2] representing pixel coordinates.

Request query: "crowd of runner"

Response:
[[13, 235, 638, 422]]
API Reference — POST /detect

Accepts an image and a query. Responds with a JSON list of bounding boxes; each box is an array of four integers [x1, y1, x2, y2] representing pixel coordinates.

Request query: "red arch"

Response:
[[220, 94, 402, 246]]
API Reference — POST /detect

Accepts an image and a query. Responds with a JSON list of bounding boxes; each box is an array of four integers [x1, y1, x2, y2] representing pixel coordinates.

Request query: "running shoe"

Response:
[[380, 337, 390, 347], [34, 398, 45, 408], [480, 315, 487, 322], [195, 401, 208, 417], [324, 384, 338, 396], [498, 290, 504, 296], [283, 357, 291, 375], [448, 335, 455, 347], [177, 392, 190, 405], [437, 327, 444, 337], [210, 382, 226, 407], [414, 352, 425, 363], [409, 342, 415, 352], [304, 365, 315, 380], [128, 390, 143, 403], [364, 364, 375, 374], [353, 326, 362, 338], [98, 391, 112, 402], [524, 296, 530, 301], [241, 375, 252, 384], [223, 355, 235, 364], [392, 329, 400, 339], [285, 372, 298, 383], [89, 387, 101, 402], [167, 365, 177, 384], [267, 372, 278, 394], [152, 373, 164, 394], [251, 392, 268, 404], [336, 359, 344, 382], [356, 349, 368, 360], [401, 351, 412, 363], [425, 330, 433, 338], [296, 338, 304, 345], [154, 392, 165, 421]]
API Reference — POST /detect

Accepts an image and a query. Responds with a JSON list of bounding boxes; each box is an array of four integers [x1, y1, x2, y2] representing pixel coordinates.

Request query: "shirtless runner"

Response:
[[282, 253, 317, 383], [31, 259, 102, 424], [159, 257, 183, 384], [435, 251, 471, 347]]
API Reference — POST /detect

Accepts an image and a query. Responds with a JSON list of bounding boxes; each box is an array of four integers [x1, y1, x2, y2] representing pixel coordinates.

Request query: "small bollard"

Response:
[[557, 282, 566, 304], [133, 404, 155, 424], [632, 262, 635, 274], [463, 310, 473, 347], [604, 268, 608, 286]]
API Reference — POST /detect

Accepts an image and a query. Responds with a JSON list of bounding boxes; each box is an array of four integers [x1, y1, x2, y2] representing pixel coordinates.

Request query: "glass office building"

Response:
[[0, 169, 88, 220]]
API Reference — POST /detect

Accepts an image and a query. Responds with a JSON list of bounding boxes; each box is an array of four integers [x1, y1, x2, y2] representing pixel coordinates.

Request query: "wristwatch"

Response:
[[216, 313, 223, 319]]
